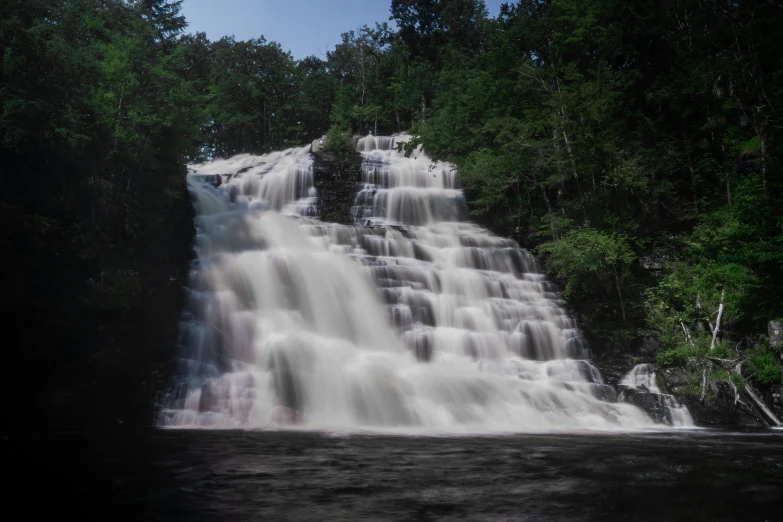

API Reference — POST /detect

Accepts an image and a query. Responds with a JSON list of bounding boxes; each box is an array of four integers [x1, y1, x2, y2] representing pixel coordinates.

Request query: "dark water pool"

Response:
[[5, 429, 783, 521]]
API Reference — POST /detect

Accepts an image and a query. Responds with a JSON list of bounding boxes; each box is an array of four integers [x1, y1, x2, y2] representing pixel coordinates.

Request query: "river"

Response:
[[7, 429, 782, 520]]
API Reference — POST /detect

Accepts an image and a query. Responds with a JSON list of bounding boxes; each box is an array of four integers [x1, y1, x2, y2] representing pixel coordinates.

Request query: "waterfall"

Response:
[[159, 135, 662, 432], [619, 364, 694, 427]]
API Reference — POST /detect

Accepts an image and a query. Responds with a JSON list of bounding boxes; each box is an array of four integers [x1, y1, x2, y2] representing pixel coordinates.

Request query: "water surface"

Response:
[[9, 429, 781, 521]]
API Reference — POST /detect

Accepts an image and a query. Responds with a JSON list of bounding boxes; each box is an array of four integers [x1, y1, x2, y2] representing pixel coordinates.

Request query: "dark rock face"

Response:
[[189, 173, 222, 187], [311, 149, 363, 224], [593, 356, 639, 388], [769, 321, 783, 382], [769, 320, 783, 349], [659, 367, 691, 392], [768, 384, 783, 421], [618, 387, 669, 424], [589, 334, 661, 361], [638, 336, 660, 358]]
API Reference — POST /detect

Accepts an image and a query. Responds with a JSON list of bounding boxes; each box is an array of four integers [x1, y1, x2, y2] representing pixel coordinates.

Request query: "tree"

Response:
[[538, 226, 636, 326]]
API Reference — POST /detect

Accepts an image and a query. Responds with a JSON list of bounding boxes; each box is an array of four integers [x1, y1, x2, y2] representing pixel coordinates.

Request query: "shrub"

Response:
[[322, 125, 354, 157], [657, 345, 691, 367], [745, 344, 782, 386], [711, 340, 734, 359], [537, 225, 636, 299], [730, 371, 745, 393], [656, 334, 714, 368]]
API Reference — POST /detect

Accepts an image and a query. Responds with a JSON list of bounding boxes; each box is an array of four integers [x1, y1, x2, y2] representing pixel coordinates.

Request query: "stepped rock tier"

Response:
[[159, 135, 687, 432]]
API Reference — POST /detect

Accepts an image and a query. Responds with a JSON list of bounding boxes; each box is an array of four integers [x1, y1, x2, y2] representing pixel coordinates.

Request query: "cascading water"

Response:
[[619, 364, 695, 427], [159, 135, 669, 432]]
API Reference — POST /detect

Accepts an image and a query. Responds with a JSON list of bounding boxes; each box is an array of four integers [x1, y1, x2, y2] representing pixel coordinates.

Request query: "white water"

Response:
[[159, 135, 659, 432], [620, 364, 694, 427]]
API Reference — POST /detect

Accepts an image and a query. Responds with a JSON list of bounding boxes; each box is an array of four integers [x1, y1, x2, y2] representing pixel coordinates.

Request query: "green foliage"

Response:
[[537, 226, 635, 298], [205, 36, 314, 155], [645, 261, 760, 355], [730, 371, 746, 394], [712, 341, 735, 360], [745, 345, 782, 386], [536, 225, 636, 332], [324, 24, 405, 135], [322, 124, 355, 158], [330, 87, 353, 128], [680, 375, 705, 398], [657, 345, 693, 368], [4, 0, 783, 361], [394, 0, 783, 343], [656, 335, 717, 368]]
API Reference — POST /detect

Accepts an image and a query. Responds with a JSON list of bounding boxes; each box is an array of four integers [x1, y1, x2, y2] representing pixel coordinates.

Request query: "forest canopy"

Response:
[[2, 0, 782, 368]]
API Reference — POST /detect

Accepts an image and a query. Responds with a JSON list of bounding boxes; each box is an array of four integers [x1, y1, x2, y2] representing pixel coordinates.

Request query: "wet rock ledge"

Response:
[[311, 149, 363, 225]]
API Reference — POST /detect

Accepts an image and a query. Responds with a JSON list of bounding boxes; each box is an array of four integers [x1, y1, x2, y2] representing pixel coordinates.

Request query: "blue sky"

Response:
[[181, 0, 508, 59]]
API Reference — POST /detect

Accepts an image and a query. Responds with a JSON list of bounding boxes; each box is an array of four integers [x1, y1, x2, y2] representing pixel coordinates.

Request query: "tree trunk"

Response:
[[721, 143, 732, 206], [613, 267, 627, 324], [562, 128, 586, 214], [534, 174, 557, 241], [709, 289, 725, 351], [745, 383, 782, 427], [680, 319, 695, 346], [684, 129, 699, 215], [689, 165, 699, 215], [726, 175, 732, 207], [752, 113, 768, 191]]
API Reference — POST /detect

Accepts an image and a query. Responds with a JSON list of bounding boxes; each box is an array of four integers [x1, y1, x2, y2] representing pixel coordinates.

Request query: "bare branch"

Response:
[[709, 289, 725, 351], [706, 356, 740, 367], [745, 383, 783, 427], [705, 317, 715, 335], [680, 319, 695, 346], [696, 293, 716, 333], [727, 374, 739, 405], [731, 361, 743, 405]]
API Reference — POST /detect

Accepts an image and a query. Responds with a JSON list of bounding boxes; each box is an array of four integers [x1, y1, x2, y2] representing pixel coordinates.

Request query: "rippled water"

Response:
[[9, 430, 782, 521]]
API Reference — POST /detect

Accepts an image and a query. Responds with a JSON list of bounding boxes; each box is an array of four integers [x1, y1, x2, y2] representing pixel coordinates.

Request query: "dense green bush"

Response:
[[656, 344, 695, 368], [321, 125, 355, 157], [654, 336, 732, 368], [745, 345, 782, 386], [536, 225, 636, 333]]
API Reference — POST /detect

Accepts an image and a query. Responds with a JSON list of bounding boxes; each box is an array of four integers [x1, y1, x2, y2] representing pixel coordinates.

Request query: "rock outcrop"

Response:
[[770, 320, 783, 383], [311, 149, 363, 224], [593, 350, 767, 428]]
